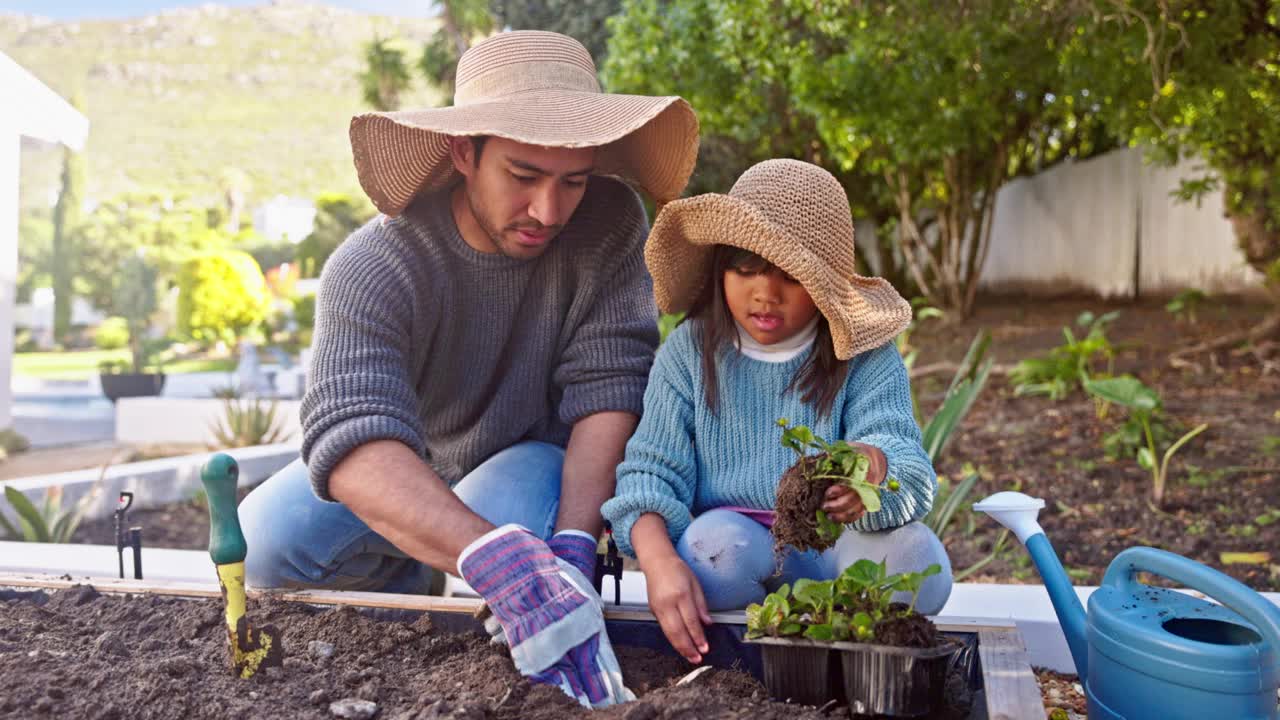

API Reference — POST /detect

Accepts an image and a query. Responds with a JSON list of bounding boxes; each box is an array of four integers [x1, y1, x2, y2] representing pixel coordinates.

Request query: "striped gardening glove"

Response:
[[482, 530, 599, 646], [459, 525, 634, 708]]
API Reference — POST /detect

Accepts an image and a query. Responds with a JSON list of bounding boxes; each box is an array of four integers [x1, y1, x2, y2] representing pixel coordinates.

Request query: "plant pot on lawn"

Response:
[[99, 371, 166, 403]]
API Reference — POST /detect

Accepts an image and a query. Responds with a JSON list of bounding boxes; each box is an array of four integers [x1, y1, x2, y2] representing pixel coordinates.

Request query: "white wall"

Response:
[[1, 132, 17, 430], [980, 147, 1261, 297]]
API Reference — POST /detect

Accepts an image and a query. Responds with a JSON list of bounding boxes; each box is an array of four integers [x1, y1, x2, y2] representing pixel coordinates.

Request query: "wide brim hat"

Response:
[[349, 30, 699, 217], [646, 159, 912, 360]]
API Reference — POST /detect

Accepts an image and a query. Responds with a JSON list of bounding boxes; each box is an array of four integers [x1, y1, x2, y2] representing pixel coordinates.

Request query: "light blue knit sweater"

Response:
[[602, 322, 936, 558]]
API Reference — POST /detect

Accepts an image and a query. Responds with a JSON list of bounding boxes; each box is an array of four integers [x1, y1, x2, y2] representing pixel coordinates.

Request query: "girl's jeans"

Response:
[[677, 509, 953, 615], [238, 441, 564, 593]]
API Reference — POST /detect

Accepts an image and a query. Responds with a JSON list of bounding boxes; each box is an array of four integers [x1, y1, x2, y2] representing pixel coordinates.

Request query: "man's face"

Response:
[[450, 136, 597, 260]]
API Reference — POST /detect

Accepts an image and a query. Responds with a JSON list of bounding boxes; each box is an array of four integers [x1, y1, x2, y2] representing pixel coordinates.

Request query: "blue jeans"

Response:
[[238, 441, 564, 592], [677, 509, 953, 615]]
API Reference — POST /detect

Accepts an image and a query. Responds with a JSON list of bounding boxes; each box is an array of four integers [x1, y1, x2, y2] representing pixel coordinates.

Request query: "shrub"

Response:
[[209, 397, 290, 448], [94, 316, 130, 350], [177, 250, 270, 346]]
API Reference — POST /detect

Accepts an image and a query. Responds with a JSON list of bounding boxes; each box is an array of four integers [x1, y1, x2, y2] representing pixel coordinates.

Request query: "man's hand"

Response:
[[459, 525, 634, 708], [641, 553, 711, 664], [485, 529, 599, 647]]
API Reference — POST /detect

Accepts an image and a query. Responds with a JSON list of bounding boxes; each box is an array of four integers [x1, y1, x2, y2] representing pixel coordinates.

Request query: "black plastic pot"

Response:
[[834, 638, 961, 717], [744, 636, 836, 706], [746, 635, 961, 717], [100, 373, 166, 403]]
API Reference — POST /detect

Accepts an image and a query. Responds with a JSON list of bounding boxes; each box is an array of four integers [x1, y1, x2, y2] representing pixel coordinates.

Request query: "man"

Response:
[[237, 30, 698, 707]]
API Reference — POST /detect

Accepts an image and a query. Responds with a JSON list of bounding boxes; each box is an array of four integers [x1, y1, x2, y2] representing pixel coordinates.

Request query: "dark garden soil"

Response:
[[773, 457, 834, 553], [0, 585, 979, 720], [72, 487, 254, 551], [912, 294, 1280, 591]]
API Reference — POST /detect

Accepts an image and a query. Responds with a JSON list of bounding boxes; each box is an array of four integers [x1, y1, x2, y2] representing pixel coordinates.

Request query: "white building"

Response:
[[1, 51, 88, 430], [252, 195, 316, 244]]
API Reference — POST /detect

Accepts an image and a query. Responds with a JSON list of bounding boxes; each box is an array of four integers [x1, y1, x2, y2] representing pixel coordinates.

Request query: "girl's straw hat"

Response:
[[645, 159, 911, 360], [349, 31, 700, 217]]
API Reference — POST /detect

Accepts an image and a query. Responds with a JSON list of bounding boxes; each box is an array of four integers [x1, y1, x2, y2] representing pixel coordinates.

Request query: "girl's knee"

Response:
[[833, 521, 953, 615], [676, 510, 775, 610]]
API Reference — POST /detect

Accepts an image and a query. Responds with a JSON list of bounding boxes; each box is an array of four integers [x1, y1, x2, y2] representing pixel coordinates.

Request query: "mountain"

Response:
[[2, 1, 443, 211]]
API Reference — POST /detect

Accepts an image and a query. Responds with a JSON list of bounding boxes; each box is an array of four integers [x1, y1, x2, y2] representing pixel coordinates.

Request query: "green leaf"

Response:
[[1137, 446, 1156, 471], [4, 486, 51, 543], [851, 483, 882, 514], [1083, 375, 1160, 411], [780, 622, 804, 636], [804, 623, 835, 641]]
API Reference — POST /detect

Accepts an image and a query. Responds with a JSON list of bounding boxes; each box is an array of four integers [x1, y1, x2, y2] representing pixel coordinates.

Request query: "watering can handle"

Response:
[[1103, 546, 1280, 658]]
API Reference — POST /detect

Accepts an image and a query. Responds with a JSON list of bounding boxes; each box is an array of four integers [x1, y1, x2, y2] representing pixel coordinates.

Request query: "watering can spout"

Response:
[[974, 492, 1090, 676]]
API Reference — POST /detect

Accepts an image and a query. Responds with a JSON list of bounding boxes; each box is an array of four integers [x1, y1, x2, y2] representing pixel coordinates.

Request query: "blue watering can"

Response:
[[974, 491, 1280, 720]]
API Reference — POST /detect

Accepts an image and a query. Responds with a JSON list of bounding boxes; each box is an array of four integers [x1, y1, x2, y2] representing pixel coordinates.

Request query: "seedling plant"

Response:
[[745, 559, 942, 644], [773, 420, 899, 552], [1010, 311, 1119, 400], [1083, 374, 1208, 507]]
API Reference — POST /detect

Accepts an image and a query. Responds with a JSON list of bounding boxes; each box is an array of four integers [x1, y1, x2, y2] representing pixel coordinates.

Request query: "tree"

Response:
[[605, 0, 1109, 313], [360, 35, 415, 111], [72, 193, 231, 315], [491, 0, 622, 66], [295, 192, 377, 278], [176, 250, 271, 346], [51, 144, 85, 345], [418, 0, 495, 98], [1063, 1, 1280, 356], [113, 254, 159, 374]]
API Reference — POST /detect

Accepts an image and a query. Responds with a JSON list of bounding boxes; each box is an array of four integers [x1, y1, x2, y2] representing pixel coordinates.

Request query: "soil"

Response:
[[773, 456, 834, 553], [910, 295, 1280, 591], [1035, 669, 1087, 718], [870, 605, 941, 649], [73, 487, 254, 550], [0, 585, 971, 720]]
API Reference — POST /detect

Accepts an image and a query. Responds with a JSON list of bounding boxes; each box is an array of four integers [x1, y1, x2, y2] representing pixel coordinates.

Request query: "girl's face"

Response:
[[722, 254, 820, 346]]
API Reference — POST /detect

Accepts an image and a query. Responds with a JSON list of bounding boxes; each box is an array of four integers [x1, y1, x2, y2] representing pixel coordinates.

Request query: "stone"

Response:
[[309, 689, 330, 706], [308, 640, 336, 660], [329, 698, 378, 720]]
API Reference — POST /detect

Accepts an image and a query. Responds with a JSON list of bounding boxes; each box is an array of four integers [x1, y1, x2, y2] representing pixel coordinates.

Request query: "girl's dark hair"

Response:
[[684, 245, 850, 418]]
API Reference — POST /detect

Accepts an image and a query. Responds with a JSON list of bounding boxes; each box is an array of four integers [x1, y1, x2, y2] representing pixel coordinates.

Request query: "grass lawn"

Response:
[[13, 350, 236, 380]]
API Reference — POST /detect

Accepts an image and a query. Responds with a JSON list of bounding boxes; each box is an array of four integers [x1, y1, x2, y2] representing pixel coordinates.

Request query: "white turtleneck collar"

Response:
[[735, 315, 820, 362]]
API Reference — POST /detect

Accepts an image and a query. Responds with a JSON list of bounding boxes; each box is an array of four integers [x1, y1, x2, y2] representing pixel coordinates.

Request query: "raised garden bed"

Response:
[[0, 574, 1044, 719]]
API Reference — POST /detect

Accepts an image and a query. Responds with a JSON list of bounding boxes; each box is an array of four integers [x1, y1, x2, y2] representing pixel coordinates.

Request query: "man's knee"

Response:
[[240, 458, 327, 588]]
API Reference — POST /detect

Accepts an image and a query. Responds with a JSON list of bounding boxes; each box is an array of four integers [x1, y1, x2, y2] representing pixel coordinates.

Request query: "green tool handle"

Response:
[[201, 453, 247, 565]]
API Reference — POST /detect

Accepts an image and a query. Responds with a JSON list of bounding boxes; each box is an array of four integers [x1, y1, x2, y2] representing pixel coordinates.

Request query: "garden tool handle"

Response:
[[201, 453, 247, 565], [1103, 546, 1280, 662]]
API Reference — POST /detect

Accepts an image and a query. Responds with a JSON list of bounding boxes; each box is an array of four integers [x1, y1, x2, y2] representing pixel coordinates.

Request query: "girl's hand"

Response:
[[642, 553, 712, 664], [823, 443, 887, 523]]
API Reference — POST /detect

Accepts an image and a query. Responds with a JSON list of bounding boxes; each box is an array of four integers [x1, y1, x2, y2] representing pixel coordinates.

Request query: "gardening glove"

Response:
[[485, 530, 599, 647], [459, 525, 635, 708]]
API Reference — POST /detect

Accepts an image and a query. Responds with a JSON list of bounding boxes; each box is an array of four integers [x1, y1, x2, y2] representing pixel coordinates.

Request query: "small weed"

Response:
[[1254, 508, 1280, 527], [1260, 435, 1280, 455], [1165, 288, 1207, 324], [1066, 567, 1093, 581], [1186, 521, 1208, 536], [1010, 311, 1119, 400], [1227, 524, 1259, 538]]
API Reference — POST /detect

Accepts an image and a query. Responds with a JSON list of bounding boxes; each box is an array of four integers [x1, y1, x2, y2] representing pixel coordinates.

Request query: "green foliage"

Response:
[[492, 0, 622, 65], [745, 560, 942, 641], [1010, 311, 1119, 400], [921, 330, 993, 463], [417, 0, 495, 97], [6, 5, 442, 210], [657, 313, 684, 345], [93, 317, 130, 351], [896, 299, 945, 373], [296, 192, 377, 278], [0, 484, 99, 544], [72, 193, 233, 314], [1061, 2, 1280, 282], [209, 397, 291, 449], [176, 250, 271, 346], [16, 209, 53, 304], [0, 428, 31, 462], [52, 141, 85, 344], [1165, 288, 1208, 324], [361, 36, 415, 111], [777, 419, 898, 544], [113, 255, 161, 373], [1083, 374, 1208, 506]]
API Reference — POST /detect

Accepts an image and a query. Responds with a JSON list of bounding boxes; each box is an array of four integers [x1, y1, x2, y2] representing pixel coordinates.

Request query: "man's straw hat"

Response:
[[349, 30, 699, 217], [645, 159, 911, 360]]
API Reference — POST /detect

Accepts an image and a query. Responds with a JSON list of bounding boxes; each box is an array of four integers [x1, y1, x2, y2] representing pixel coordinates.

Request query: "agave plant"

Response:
[[0, 482, 103, 543], [209, 397, 291, 449]]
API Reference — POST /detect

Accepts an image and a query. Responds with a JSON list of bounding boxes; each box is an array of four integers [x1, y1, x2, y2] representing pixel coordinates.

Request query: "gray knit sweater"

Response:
[[300, 177, 659, 500]]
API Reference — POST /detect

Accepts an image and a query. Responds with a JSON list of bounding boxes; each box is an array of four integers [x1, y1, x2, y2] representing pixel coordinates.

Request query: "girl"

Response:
[[601, 159, 951, 665]]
